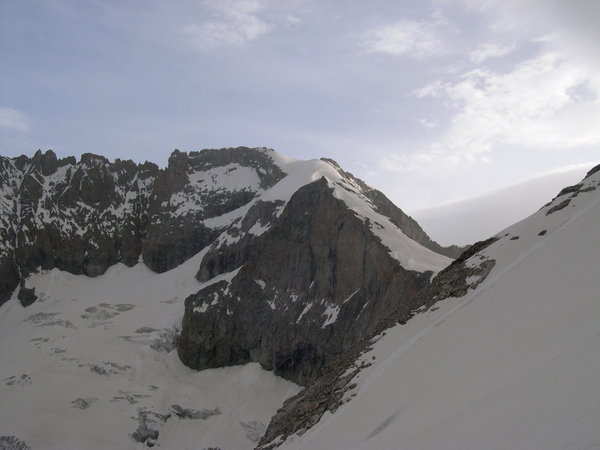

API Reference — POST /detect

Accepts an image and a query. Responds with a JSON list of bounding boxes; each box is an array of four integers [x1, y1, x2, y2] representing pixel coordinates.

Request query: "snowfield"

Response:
[[277, 168, 600, 449], [0, 250, 300, 449]]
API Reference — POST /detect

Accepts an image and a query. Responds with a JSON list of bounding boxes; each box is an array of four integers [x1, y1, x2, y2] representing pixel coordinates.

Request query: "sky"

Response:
[[1, 0, 599, 214]]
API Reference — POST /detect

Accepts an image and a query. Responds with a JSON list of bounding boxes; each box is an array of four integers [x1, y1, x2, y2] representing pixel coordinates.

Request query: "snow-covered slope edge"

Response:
[[0, 248, 301, 449], [261, 163, 600, 450]]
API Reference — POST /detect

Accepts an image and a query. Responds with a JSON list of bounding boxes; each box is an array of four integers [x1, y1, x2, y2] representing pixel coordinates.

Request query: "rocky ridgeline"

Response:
[[0, 150, 157, 306], [178, 178, 434, 385], [1, 146, 465, 390], [0, 147, 286, 306]]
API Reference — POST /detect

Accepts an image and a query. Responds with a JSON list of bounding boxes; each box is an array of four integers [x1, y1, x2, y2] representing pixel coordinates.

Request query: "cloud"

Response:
[[363, 19, 443, 58], [380, 150, 441, 173], [0, 107, 29, 131], [384, 47, 600, 176], [411, 164, 591, 245], [413, 80, 446, 98], [470, 41, 516, 64], [405, 51, 600, 169], [419, 118, 438, 129], [182, 0, 270, 49], [456, 0, 600, 90]]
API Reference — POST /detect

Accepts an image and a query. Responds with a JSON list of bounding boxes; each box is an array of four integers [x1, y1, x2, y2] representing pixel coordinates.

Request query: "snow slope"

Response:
[[278, 168, 600, 450], [411, 165, 590, 246], [0, 249, 300, 449]]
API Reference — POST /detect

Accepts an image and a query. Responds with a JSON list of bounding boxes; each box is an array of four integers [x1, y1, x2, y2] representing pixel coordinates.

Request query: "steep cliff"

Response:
[[0, 150, 158, 305], [176, 153, 453, 385], [178, 177, 438, 384]]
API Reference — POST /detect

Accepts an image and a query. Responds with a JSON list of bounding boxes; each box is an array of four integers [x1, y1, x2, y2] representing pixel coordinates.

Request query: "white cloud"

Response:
[[419, 118, 438, 128], [363, 20, 442, 58], [0, 107, 29, 131], [380, 150, 441, 173], [455, 0, 600, 91], [182, 0, 270, 49], [470, 41, 516, 64], [413, 80, 446, 98], [405, 51, 600, 169], [375, 0, 600, 202]]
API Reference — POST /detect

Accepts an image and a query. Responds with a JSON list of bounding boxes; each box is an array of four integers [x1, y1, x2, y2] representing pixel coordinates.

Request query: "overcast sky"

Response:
[[1, 0, 599, 212]]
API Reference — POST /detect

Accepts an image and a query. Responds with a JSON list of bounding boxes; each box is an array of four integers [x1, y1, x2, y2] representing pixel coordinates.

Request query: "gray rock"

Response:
[[0, 436, 30, 450], [196, 200, 284, 282], [0, 151, 159, 306], [546, 199, 571, 215], [178, 178, 434, 385], [171, 404, 220, 420], [71, 397, 98, 409], [142, 147, 285, 273], [257, 237, 499, 448], [17, 285, 37, 307], [0, 147, 286, 306], [320, 158, 468, 258]]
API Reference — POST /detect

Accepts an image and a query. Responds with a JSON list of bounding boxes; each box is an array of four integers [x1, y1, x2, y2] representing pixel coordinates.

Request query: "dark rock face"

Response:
[[196, 200, 285, 282], [0, 253, 19, 308], [14, 152, 158, 280], [0, 147, 287, 306], [142, 148, 285, 273], [0, 156, 23, 306], [178, 178, 431, 385], [584, 163, 600, 180], [257, 237, 499, 448], [0, 150, 159, 305]]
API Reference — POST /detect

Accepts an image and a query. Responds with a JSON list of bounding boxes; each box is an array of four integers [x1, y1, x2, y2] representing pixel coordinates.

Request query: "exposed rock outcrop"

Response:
[[257, 237, 498, 448], [0, 147, 287, 306], [178, 177, 435, 385], [142, 148, 285, 273], [0, 150, 159, 305], [14, 152, 158, 280]]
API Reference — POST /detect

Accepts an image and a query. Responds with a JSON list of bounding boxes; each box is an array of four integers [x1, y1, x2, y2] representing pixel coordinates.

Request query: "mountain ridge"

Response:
[[0, 146, 463, 448], [0, 147, 463, 307]]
